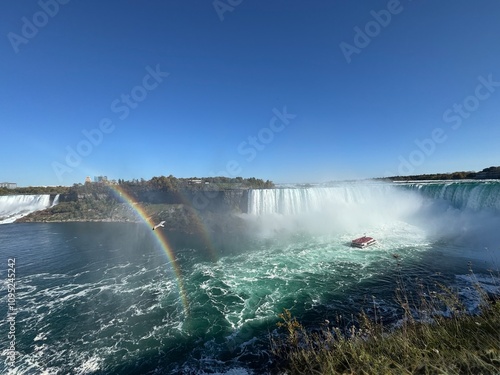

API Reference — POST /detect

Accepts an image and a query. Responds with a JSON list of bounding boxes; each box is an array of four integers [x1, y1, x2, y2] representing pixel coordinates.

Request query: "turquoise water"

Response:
[[1, 182, 499, 374]]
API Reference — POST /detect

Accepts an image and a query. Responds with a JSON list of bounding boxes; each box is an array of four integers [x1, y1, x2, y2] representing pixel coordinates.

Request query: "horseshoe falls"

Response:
[[1, 181, 499, 374], [247, 181, 500, 251]]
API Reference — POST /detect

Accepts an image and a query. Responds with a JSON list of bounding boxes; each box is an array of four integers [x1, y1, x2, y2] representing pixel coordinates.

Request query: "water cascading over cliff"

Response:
[[246, 181, 500, 248], [0, 194, 59, 224], [248, 181, 500, 216], [398, 181, 500, 211], [246, 183, 424, 235], [395, 181, 500, 248]]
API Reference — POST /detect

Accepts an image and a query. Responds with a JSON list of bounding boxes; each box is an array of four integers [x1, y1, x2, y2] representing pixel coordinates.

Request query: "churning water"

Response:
[[1, 182, 499, 374]]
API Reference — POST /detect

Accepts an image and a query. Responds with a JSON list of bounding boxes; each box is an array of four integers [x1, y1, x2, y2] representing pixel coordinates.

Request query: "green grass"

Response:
[[271, 274, 500, 374]]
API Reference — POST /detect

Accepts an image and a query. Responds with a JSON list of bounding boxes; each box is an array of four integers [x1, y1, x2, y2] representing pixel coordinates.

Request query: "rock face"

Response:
[[181, 190, 249, 213], [18, 189, 250, 234], [56, 189, 249, 213]]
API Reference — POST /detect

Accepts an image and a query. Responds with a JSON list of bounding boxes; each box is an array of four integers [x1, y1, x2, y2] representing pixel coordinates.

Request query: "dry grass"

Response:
[[271, 273, 500, 374]]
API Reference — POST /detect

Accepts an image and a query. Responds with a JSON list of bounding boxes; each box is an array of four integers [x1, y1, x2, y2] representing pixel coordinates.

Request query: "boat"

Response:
[[351, 236, 376, 248]]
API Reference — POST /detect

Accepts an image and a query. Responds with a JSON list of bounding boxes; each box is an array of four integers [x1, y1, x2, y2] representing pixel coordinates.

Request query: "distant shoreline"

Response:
[[1, 167, 499, 196], [1, 169, 499, 226]]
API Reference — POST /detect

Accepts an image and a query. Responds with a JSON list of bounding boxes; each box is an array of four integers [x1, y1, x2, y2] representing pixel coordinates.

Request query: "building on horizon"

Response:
[[0, 182, 17, 189], [94, 176, 108, 183]]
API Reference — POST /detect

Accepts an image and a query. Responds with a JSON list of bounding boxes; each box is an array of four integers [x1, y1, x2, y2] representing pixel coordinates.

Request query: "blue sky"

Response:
[[1, 0, 500, 186]]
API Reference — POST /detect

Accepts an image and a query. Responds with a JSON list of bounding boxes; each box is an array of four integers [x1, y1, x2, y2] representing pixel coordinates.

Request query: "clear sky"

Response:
[[1, 0, 500, 186]]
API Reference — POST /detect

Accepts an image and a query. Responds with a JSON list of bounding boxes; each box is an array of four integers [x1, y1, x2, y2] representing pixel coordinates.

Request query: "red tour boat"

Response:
[[351, 236, 376, 248]]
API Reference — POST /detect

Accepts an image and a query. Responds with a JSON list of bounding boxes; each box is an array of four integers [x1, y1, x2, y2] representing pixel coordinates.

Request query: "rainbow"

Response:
[[107, 184, 190, 315], [170, 191, 218, 263]]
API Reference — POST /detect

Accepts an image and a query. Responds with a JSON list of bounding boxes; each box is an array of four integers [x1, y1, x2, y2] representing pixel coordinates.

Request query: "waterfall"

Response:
[[51, 194, 60, 207], [246, 183, 425, 235], [0, 195, 54, 224], [248, 184, 407, 215], [399, 181, 500, 211], [248, 181, 500, 216], [246, 181, 500, 246]]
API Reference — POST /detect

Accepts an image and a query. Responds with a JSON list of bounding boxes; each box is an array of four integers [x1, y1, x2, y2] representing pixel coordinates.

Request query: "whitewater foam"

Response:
[[0, 260, 185, 374], [2, 187, 498, 375], [245, 183, 424, 237], [402, 180, 500, 211], [0, 194, 56, 223], [244, 182, 500, 254]]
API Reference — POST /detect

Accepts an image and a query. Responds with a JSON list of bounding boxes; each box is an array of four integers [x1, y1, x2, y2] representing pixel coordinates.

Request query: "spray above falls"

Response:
[[245, 181, 500, 249], [246, 183, 424, 235]]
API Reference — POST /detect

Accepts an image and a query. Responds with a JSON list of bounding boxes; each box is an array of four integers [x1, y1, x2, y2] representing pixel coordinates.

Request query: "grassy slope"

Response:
[[272, 283, 500, 374]]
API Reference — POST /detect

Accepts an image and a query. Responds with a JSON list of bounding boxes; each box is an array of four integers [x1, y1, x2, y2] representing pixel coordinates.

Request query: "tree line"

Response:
[[377, 166, 500, 181], [0, 185, 69, 196], [0, 176, 274, 196], [114, 175, 274, 191]]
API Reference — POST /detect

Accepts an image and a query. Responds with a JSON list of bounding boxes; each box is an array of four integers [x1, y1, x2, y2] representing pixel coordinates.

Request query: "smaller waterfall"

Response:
[[51, 194, 60, 207], [0, 195, 55, 224]]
